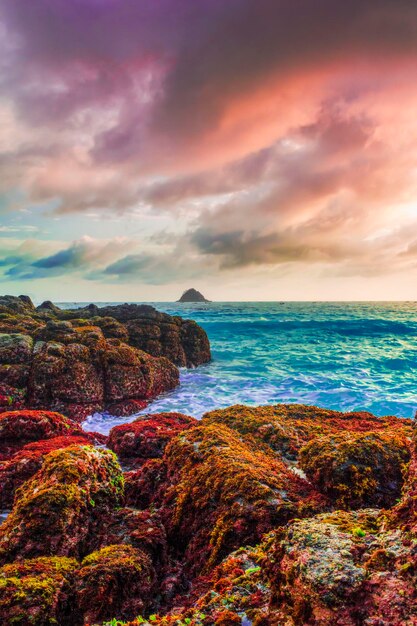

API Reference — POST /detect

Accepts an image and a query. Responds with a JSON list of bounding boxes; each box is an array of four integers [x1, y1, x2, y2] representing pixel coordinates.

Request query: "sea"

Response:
[[57, 301, 417, 434]]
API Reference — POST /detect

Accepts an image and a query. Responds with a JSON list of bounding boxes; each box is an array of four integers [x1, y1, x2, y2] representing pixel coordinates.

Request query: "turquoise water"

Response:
[[58, 302, 417, 433]]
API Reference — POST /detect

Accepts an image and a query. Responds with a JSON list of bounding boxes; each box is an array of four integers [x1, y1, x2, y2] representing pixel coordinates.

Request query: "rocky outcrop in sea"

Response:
[[177, 288, 210, 303], [0, 295, 210, 419]]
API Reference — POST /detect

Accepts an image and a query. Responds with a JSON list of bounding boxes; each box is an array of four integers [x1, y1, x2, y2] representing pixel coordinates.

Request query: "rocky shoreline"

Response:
[[0, 295, 210, 420], [0, 297, 416, 625], [0, 404, 415, 625]]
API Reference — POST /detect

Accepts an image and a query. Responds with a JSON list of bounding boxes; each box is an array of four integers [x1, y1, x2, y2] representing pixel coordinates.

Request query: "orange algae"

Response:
[[156, 423, 326, 575], [203, 403, 412, 460]]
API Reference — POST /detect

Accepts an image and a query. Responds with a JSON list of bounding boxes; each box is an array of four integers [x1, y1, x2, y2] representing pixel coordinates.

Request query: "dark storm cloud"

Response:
[[1, 0, 416, 138]]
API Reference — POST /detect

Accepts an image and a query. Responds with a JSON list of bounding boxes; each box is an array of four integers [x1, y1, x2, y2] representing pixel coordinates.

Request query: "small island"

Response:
[[177, 288, 210, 303]]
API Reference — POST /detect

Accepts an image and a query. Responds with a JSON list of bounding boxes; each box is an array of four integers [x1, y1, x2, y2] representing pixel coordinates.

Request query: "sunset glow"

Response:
[[1, 0, 417, 300]]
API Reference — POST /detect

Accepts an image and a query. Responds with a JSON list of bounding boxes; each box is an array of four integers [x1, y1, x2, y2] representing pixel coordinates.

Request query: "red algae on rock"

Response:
[[2, 402, 417, 626], [124, 458, 167, 509], [75, 544, 156, 624], [0, 409, 86, 463], [0, 434, 97, 508], [0, 556, 78, 626], [0, 409, 106, 506], [0, 445, 124, 564], [108, 412, 197, 465]]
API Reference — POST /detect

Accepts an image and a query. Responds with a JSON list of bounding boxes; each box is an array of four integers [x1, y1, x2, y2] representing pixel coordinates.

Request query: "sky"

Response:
[[1, 0, 417, 302]]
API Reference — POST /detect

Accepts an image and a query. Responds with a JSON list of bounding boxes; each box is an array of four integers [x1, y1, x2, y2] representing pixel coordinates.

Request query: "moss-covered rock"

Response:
[[116, 537, 274, 626], [299, 431, 411, 509], [0, 445, 124, 563], [203, 404, 412, 461], [0, 556, 78, 625], [0, 434, 98, 508], [75, 544, 156, 624], [264, 509, 417, 625], [0, 333, 34, 364], [155, 423, 326, 576]]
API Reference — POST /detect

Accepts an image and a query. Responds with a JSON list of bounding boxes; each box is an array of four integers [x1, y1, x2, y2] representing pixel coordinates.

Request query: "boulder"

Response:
[[299, 430, 411, 509], [74, 544, 156, 624], [124, 459, 167, 509], [0, 556, 78, 626], [0, 445, 124, 563], [153, 423, 326, 576], [108, 412, 197, 465], [36, 300, 61, 314]]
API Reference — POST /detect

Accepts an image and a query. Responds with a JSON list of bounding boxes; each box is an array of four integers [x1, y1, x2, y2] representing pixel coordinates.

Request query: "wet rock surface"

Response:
[[0, 403, 416, 625], [0, 295, 210, 420], [0, 329, 179, 421]]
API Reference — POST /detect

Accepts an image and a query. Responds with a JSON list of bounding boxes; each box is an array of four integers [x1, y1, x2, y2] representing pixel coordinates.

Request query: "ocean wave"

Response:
[[75, 302, 417, 434]]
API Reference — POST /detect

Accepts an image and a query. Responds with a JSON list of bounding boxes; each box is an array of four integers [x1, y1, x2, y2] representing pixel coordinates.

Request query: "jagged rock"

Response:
[[58, 302, 210, 366], [0, 296, 211, 381], [0, 295, 35, 315]]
